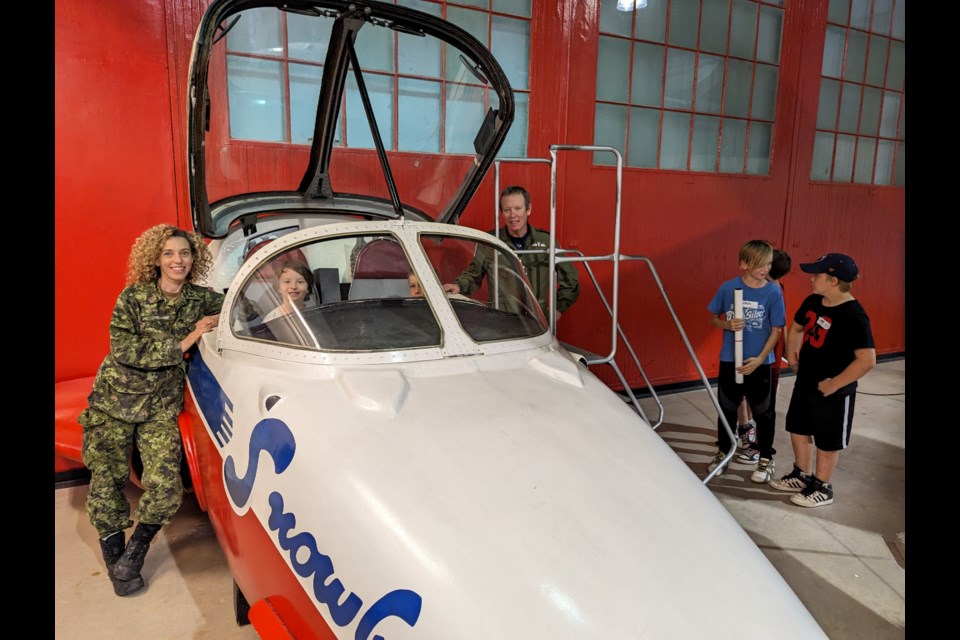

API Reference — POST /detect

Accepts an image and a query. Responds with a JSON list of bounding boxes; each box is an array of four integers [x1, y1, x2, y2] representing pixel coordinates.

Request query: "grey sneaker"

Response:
[[737, 446, 760, 464], [751, 458, 775, 483], [770, 464, 812, 492], [790, 478, 834, 507], [707, 451, 726, 476]]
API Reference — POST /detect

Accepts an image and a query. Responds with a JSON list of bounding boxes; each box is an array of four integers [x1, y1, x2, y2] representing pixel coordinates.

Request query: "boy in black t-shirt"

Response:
[[770, 253, 876, 507]]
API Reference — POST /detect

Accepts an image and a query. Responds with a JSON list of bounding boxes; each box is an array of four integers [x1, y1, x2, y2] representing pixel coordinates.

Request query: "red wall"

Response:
[[55, 0, 904, 390]]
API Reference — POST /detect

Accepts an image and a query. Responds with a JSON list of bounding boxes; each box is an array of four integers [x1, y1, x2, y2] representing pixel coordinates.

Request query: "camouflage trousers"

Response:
[[79, 408, 183, 536]]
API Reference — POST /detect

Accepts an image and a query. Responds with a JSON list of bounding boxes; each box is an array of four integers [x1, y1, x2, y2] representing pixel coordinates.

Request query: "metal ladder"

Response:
[[492, 145, 737, 484]]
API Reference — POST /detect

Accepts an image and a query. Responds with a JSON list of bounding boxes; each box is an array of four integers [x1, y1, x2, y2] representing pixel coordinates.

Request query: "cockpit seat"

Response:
[[348, 239, 410, 299]]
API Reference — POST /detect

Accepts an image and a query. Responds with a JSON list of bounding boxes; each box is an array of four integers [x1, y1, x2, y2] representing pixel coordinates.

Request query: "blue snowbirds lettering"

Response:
[[268, 491, 423, 639], [224, 418, 295, 508], [223, 416, 423, 638]]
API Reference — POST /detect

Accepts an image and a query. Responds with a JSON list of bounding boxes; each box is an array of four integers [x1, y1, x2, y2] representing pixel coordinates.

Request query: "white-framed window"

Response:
[[224, 1, 532, 156], [810, 0, 904, 185], [593, 0, 785, 174]]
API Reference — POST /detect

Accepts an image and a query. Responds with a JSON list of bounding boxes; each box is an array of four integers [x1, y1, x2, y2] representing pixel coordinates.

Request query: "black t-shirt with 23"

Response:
[[794, 294, 875, 395]]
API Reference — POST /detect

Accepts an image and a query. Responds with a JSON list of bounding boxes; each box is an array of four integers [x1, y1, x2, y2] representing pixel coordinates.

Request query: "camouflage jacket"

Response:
[[84, 281, 224, 423], [456, 226, 580, 314]]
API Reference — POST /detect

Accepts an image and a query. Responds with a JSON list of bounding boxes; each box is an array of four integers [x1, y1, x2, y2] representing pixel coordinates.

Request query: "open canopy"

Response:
[[188, 0, 515, 239]]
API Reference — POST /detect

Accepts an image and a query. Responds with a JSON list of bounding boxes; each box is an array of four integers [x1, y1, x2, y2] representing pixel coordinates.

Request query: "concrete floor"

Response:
[[54, 359, 904, 639]]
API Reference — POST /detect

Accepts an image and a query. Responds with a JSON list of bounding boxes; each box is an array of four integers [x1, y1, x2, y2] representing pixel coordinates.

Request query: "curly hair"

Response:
[[125, 224, 214, 285]]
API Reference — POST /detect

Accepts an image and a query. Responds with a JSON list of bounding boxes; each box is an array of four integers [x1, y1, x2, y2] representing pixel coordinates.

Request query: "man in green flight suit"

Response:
[[444, 185, 580, 319]]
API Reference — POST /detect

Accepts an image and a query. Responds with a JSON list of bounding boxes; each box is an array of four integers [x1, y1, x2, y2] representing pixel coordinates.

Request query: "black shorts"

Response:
[[785, 386, 857, 452]]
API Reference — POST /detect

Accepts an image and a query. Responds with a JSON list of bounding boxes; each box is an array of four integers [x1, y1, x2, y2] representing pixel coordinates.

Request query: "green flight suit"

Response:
[[455, 226, 580, 316], [79, 281, 224, 535]]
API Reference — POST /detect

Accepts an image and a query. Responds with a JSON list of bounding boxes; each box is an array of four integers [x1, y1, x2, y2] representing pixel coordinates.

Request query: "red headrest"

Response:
[[353, 239, 409, 279]]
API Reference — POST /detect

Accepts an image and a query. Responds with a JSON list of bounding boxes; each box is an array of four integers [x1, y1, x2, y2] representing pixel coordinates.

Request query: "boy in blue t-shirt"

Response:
[[706, 240, 786, 481]]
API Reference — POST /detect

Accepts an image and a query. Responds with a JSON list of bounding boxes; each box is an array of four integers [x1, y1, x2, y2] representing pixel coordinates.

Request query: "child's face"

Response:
[[740, 257, 772, 284], [810, 272, 837, 295], [278, 268, 309, 303], [408, 274, 424, 297]]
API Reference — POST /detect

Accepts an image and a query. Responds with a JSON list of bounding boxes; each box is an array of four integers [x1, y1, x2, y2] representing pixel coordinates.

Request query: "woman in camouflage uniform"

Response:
[[78, 224, 224, 597]]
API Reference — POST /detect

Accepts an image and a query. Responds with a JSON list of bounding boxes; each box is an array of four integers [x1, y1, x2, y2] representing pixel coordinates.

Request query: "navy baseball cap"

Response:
[[799, 253, 859, 282]]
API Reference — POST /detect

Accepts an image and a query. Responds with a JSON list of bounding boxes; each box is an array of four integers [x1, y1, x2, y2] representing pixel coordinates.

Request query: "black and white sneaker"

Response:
[[790, 478, 834, 507], [770, 464, 812, 492]]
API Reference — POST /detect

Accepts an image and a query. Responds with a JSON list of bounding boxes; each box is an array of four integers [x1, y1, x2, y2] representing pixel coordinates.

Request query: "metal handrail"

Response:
[[491, 148, 735, 484]]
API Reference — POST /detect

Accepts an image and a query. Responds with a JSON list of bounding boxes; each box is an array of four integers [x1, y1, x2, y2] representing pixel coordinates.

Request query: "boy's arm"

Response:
[[785, 320, 804, 372], [817, 348, 877, 396], [739, 326, 782, 375], [709, 314, 743, 332]]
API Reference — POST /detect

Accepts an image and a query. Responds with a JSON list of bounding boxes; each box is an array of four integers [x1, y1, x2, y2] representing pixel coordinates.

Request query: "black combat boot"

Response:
[[98, 530, 126, 577], [112, 522, 162, 597]]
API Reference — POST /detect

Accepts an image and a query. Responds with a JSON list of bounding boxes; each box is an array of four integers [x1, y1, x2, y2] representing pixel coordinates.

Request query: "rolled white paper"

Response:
[[734, 287, 744, 384]]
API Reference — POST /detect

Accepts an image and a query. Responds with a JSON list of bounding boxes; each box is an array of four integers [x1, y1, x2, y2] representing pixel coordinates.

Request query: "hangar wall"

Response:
[[55, 0, 904, 391]]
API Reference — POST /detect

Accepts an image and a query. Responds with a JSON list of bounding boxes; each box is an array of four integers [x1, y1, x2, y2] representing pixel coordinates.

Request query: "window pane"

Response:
[[628, 106, 660, 167], [879, 90, 902, 137], [872, 0, 893, 34], [850, 0, 871, 29], [668, 0, 700, 49], [492, 15, 530, 90], [228, 56, 285, 142], [446, 83, 486, 154], [660, 111, 691, 169], [811, 131, 834, 180], [631, 42, 665, 106], [398, 78, 441, 152], [816, 78, 841, 129], [599, 0, 634, 37], [828, 0, 850, 25], [859, 86, 882, 136], [597, 36, 632, 103], [757, 6, 783, 64], [874, 139, 894, 185], [227, 8, 281, 54], [892, 0, 905, 39], [886, 40, 905, 90], [664, 48, 695, 109], [456, 0, 487, 8], [729, 0, 758, 59], [853, 137, 876, 184], [725, 59, 753, 117], [354, 21, 394, 73], [691, 114, 719, 172], [822, 25, 845, 78], [446, 7, 488, 81], [746, 121, 771, 175], [398, 1, 442, 77], [290, 63, 323, 144], [752, 64, 778, 120], [842, 29, 867, 82], [700, 0, 730, 55], [499, 91, 528, 157], [893, 140, 904, 186], [635, 0, 668, 43], [832, 133, 855, 181], [865, 35, 889, 86], [287, 13, 332, 63], [719, 118, 747, 173], [493, 0, 531, 17], [696, 54, 725, 114], [593, 103, 627, 165], [837, 82, 861, 133], [345, 73, 394, 150]]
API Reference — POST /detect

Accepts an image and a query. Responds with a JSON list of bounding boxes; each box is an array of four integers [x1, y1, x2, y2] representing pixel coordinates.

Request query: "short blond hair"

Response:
[[739, 240, 773, 269]]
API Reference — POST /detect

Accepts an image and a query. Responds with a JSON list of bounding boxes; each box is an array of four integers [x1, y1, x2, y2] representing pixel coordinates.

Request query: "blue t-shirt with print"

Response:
[[707, 276, 786, 364]]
